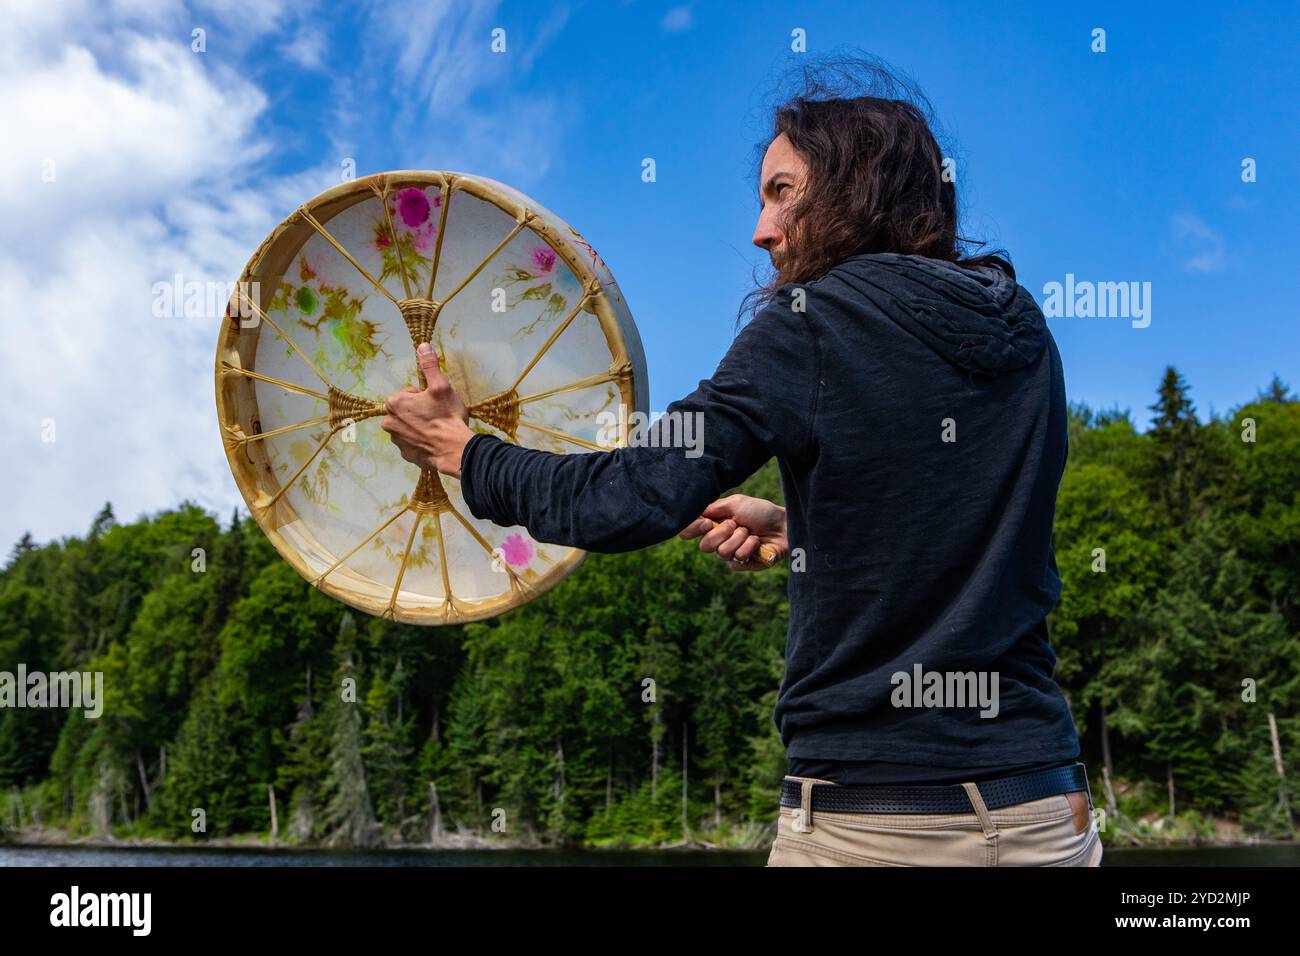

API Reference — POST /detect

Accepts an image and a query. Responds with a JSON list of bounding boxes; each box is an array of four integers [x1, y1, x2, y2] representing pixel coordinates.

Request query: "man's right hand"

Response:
[[678, 494, 789, 571]]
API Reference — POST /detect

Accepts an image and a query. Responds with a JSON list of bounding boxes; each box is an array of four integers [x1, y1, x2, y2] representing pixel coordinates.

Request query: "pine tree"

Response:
[[153, 675, 256, 837], [441, 664, 490, 828], [89, 503, 116, 540], [1133, 514, 1293, 816], [1257, 374, 1296, 405], [6, 532, 36, 568], [363, 660, 416, 835], [275, 666, 330, 843], [689, 594, 756, 832], [319, 614, 378, 847], [1148, 366, 1200, 522], [197, 510, 245, 675]]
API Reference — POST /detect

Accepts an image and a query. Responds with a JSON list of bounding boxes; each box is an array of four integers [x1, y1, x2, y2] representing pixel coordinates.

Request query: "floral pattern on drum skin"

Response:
[[500, 533, 535, 568], [268, 255, 391, 385], [566, 225, 630, 308], [235, 174, 634, 619], [566, 227, 606, 277], [373, 187, 443, 295], [494, 242, 584, 336]]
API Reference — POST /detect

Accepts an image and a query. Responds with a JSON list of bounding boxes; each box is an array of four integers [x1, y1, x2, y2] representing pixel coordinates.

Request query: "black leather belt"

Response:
[[780, 762, 1089, 814]]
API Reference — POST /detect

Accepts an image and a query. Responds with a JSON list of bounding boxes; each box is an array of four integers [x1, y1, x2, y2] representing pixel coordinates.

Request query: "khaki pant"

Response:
[[767, 775, 1103, 867]]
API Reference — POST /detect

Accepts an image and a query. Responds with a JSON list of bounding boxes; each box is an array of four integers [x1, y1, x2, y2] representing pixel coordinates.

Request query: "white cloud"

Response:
[[0, 39, 268, 235], [517, 5, 570, 72], [660, 6, 693, 32], [342, 0, 571, 185], [282, 26, 328, 70], [191, 0, 293, 35], [0, 0, 574, 552], [1171, 212, 1226, 274], [383, 0, 501, 109], [0, 3, 321, 550]]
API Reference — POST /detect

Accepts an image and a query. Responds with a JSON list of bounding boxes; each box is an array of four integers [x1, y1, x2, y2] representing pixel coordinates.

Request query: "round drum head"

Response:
[[215, 171, 649, 624]]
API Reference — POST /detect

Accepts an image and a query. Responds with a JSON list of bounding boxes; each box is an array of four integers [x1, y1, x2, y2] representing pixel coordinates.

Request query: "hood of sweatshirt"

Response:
[[825, 252, 1047, 376]]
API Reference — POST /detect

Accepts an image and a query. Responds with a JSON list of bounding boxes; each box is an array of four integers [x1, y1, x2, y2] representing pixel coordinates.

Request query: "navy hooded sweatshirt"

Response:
[[459, 252, 1082, 785]]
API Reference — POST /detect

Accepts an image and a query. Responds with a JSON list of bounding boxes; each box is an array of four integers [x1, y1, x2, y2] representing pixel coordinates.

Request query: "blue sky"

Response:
[[269, 0, 1298, 425], [2, 0, 1297, 547]]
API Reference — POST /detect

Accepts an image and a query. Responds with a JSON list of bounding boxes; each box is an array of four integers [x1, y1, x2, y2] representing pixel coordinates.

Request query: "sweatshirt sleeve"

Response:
[[457, 286, 820, 553]]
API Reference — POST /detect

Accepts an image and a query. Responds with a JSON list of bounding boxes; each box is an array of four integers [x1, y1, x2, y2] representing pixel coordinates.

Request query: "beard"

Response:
[[770, 247, 796, 282], [768, 225, 805, 279]]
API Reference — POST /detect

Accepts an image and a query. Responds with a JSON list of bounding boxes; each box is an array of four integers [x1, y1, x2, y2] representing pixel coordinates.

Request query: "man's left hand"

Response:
[[382, 342, 476, 479]]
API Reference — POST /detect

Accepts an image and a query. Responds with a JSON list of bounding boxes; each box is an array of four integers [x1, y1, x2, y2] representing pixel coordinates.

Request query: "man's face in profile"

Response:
[[752, 132, 809, 274]]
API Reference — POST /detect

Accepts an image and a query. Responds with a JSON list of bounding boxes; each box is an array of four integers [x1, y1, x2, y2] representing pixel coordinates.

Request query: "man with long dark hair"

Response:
[[382, 54, 1100, 866]]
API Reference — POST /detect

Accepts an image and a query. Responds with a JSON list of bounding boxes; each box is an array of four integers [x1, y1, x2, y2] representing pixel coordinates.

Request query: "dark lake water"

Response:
[[3, 843, 1297, 867]]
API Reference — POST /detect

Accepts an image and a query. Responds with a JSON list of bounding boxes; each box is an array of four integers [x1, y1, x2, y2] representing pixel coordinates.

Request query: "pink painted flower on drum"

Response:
[[385, 188, 443, 254], [396, 187, 431, 227], [531, 245, 558, 274], [500, 533, 534, 567]]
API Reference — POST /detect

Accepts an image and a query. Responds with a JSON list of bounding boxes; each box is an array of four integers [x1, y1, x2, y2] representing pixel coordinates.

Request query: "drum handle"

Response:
[[699, 519, 781, 568]]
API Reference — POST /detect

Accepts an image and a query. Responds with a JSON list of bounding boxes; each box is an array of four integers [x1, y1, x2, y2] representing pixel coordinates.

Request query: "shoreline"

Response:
[[4, 827, 1295, 854], [1, 827, 765, 853]]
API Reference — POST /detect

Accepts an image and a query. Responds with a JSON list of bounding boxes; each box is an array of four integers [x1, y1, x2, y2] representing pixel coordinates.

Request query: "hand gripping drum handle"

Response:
[[700, 519, 781, 567]]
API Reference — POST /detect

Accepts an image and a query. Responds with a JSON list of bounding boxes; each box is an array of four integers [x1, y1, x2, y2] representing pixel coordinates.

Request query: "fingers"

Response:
[[700, 495, 741, 522], [698, 518, 742, 554], [416, 342, 444, 391], [726, 534, 766, 572], [678, 513, 775, 571], [677, 516, 712, 541], [384, 388, 418, 418], [715, 526, 752, 561], [681, 496, 741, 539], [732, 534, 761, 564]]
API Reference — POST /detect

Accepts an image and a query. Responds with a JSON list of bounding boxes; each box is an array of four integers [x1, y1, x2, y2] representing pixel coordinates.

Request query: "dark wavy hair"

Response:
[[740, 53, 1013, 322]]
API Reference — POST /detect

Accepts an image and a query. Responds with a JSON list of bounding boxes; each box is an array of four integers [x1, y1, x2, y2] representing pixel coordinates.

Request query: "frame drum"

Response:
[[215, 171, 649, 624]]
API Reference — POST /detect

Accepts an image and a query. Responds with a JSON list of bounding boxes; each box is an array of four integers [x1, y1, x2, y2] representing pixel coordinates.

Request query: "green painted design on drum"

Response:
[[493, 242, 585, 337], [266, 256, 392, 383], [373, 222, 431, 293]]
